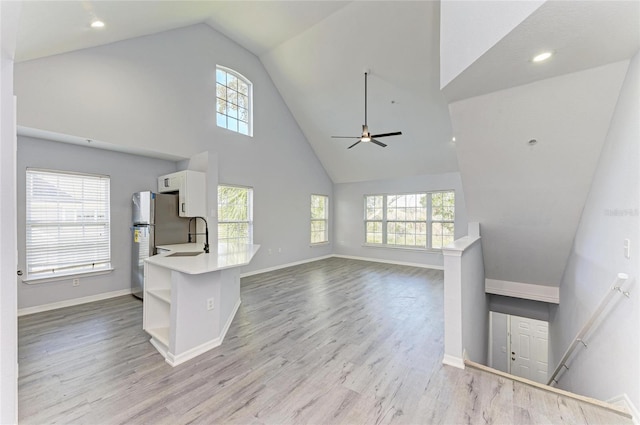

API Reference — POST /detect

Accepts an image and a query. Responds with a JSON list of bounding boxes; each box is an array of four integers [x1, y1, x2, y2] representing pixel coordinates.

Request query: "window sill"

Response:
[[217, 124, 253, 138], [362, 243, 443, 254], [22, 268, 114, 285], [310, 241, 330, 247]]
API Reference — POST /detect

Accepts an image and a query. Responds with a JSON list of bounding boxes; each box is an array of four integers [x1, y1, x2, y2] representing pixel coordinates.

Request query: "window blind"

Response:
[[26, 169, 111, 280]]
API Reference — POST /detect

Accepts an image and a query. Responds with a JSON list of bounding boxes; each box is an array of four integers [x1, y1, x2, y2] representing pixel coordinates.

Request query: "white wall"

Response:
[[460, 239, 488, 364], [450, 61, 629, 286], [440, 0, 544, 89], [550, 50, 640, 407], [333, 172, 467, 268], [16, 136, 179, 309], [14, 24, 334, 275], [443, 235, 487, 367], [0, 0, 20, 422]]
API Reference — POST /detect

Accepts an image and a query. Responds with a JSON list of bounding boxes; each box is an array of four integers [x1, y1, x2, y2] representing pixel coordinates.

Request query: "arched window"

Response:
[[216, 66, 252, 136]]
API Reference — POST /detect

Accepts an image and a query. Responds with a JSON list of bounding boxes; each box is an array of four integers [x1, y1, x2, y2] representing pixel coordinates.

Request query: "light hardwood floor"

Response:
[[18, 258, 631, 424]]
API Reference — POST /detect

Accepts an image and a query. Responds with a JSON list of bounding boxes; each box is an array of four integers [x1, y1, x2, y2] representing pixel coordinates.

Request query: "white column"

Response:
[[442, 247, 464, 368], [0, 1, 22, 422]]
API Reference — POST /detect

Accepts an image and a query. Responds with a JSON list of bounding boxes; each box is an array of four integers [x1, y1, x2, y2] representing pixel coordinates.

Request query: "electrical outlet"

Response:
[[206, 297, 215, 311], [72, 278, 80, 287]]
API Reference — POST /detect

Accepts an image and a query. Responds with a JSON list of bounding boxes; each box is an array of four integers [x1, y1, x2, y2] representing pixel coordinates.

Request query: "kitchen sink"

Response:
[[166, 251, 203, 257]]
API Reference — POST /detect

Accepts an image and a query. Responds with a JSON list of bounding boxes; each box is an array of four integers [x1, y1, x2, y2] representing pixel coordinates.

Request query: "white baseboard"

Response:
[[166, 338, 222, 367], [18, 289, 133, 316], [442, 354, 465, 369], [149, 337, 169, 360], [240, 255, 333, 277], [241, 254, 443, 279], [219, 298, 241, 348], [608, 393, 640, 424], [165, 299, 241, 367], [332, 254, 444, 270]]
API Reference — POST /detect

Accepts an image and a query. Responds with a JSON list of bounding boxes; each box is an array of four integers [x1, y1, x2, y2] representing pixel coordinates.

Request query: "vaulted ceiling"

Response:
[[15, 0, 458, 184], [442, 0, 639, 287], [14, 1, 640, 185]]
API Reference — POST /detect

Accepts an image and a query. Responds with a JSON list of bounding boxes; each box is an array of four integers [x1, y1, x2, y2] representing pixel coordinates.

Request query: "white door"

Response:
[[509, 315, 548, 384]]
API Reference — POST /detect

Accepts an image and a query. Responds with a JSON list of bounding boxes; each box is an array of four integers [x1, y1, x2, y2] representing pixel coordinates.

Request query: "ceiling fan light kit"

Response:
[[332, 71, 402, 149]]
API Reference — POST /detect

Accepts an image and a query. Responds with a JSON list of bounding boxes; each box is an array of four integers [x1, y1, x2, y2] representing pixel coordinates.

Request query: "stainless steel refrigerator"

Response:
[[131, 191, 190, 299]]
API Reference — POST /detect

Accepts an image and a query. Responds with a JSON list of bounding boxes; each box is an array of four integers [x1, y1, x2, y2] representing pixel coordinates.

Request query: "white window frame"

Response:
[[310, 194, 329, 245], [216, 65, 253, 137], [218, 184, 253, 245], [429, 191, 456, 250], [364, 190, 455, 250], [25, 168, 112, 282]]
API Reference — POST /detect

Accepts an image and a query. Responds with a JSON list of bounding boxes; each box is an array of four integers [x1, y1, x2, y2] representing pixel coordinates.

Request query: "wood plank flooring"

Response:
[[18, 257, 631, 424]]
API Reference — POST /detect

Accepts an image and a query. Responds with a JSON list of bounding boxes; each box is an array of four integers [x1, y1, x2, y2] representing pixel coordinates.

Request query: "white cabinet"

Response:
[[157, 172, 182, 193], [157, 170, 206, 217]]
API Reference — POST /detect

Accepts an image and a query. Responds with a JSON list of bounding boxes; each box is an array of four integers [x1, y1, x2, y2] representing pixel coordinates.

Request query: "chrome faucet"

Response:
[[188, 216, 209, 253]]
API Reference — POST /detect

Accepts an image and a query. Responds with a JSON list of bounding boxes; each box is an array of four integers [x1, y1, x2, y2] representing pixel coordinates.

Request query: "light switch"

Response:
[[624, 239, 631, 259]]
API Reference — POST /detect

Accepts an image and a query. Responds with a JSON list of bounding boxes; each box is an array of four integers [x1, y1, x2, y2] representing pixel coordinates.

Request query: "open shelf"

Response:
[[147, 289, 171, 304], [147, 327, 170, 346]]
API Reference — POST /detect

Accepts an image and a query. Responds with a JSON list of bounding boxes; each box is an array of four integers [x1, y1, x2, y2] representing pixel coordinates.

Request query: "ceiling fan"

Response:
[[332, 71, 402, 149]]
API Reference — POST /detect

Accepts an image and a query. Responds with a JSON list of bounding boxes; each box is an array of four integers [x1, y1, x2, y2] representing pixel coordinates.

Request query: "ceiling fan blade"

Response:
[[334, 72, 402, 147], [370, 131, 402, 138]]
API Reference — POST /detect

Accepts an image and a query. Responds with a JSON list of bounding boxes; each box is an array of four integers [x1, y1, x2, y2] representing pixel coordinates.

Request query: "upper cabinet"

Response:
[[158, 170, 206, 218]]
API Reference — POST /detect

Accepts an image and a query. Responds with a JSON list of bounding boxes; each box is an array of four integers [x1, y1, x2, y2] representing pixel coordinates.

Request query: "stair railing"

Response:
[[548, 273, 630, 386]]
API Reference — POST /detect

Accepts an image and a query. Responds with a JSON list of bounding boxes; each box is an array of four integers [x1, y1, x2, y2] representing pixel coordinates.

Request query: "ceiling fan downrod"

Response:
[[330, 70, 402, 149]]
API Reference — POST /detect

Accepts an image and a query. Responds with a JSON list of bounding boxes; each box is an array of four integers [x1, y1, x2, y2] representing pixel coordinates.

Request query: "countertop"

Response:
[[156, 242, 206, 253], [146, 243, 260, 274]]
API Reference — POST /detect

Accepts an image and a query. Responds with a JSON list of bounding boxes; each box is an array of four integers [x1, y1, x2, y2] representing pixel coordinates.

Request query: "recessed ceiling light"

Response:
[[532, 52, 552, 63], [91, 20, 105, 29]]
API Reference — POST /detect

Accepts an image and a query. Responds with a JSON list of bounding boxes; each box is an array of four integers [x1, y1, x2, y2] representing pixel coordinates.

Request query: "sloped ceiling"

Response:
[[17, 1, 637, 185], [450, 61, 629, 285], [15, 0, 457, 184], [443, 0, 639, 287], [260, 1, 458, 183], [442, 0, 640, 102], [15, 1, 350, 62]]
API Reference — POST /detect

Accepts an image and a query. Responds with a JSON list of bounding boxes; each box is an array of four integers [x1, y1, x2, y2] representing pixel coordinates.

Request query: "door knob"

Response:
[[17, 270, 23, 276]]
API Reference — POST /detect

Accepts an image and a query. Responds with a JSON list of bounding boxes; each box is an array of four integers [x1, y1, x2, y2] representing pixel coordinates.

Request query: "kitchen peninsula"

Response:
[[143, 243, 260, 366]]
